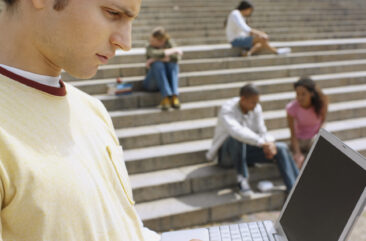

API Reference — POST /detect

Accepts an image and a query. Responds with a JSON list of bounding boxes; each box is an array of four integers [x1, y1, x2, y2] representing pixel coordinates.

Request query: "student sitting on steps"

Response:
[[225, 1, 291, 57], [206, 84, 299, 196], [286, 77, 328, 169], [143, 27, 183, 111]]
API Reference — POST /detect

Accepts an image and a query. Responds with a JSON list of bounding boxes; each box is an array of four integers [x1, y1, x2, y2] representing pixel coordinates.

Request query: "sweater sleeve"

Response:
[[254, 105, 275, 143], [146, 39, 180, 62], [146, 45, 165, 59], [231, 10, 252, 34], [220, 104, 264, 146]]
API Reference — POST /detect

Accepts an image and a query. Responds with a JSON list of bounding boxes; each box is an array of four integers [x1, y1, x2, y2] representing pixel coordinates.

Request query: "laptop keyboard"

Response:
[[208, 222, 270, 241]]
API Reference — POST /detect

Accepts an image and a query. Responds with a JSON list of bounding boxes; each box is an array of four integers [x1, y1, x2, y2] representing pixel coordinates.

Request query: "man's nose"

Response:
[[111, 22, 132, 51]]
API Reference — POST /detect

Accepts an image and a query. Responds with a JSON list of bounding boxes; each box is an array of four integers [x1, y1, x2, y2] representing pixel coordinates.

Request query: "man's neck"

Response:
[[0, 11, 61, 77]]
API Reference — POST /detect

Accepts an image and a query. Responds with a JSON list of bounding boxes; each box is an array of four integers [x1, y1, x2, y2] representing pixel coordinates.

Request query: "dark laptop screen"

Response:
[[279, 136, 366, 241]]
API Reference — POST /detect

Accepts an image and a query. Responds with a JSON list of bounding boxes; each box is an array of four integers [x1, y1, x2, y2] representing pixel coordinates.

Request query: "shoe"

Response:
[[160, 97, 171, 111], [171, 95, 181, 109], [276, 47, 291, 55], [238, 178, 254, 198], [257, 180, 274, 193]]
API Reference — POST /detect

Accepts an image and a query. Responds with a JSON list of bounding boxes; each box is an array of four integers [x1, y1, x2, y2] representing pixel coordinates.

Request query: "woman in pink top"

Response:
[[286, 77, 328, 168]]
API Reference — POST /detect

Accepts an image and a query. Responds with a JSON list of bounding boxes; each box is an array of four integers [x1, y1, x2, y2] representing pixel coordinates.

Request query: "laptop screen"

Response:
[[279, 135, 366, 241]]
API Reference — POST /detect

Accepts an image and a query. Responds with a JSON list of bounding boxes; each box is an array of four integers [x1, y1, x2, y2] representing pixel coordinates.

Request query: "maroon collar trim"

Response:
[[0, 66, 67, 96]]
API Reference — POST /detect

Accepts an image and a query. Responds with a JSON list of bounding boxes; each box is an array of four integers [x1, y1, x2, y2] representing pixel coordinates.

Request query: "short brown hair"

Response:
[[240, 83, 260, 98], [151, 27, 170, 41], [3, 0, 69, 11]]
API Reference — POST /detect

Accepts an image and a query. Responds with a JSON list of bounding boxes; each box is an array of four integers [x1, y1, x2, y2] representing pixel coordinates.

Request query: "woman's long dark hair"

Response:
[[224, 1, 254, 27], [294, 77, 328, 117], [237, 1, 253, 11]]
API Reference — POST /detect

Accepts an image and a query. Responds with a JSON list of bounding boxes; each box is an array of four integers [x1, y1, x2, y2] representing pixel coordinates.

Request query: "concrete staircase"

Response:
[[63, 0, 366, 232], [131, 0, 366, 47]]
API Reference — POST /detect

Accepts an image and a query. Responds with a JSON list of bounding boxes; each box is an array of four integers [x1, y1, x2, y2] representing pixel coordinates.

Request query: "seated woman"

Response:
[[225, 1, 291, 56], [144, 27, 183, 110], [286, 77, 328, 169]]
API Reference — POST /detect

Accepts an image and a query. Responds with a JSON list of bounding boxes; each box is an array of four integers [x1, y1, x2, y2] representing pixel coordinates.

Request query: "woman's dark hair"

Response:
[[237, 1, 254, 11], [294, 77, 328, 117], [224, 1, 254, 28]]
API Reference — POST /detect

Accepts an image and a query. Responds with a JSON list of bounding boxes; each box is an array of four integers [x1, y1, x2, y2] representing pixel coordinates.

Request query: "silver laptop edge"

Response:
[[275, 128, 366, 241]]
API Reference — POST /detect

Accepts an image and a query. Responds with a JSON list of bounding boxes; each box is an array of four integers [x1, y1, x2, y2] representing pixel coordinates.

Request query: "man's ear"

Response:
[[31, 0, 46, 9]]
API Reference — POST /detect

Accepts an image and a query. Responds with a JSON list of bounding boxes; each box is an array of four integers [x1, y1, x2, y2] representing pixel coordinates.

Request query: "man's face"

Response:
[[240, 94, 259, 114], [33, 0, 141, 79]]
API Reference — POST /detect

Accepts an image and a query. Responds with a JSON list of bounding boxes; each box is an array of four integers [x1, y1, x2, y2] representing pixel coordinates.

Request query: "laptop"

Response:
[[161, 129, 366, 241]]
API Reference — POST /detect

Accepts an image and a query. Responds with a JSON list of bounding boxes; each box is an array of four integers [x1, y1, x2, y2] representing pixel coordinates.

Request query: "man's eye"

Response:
[[108, 10, 120, 16], [106, 9, 121, 18]]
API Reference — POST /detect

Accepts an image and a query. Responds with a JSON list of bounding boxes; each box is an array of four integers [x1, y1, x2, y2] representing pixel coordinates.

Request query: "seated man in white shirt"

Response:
[[206, 84, 299, 196], [225, 1, 291, 56]]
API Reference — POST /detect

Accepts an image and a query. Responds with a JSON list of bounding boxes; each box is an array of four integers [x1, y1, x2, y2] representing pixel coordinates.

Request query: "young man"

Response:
[[0, 0, 164, 240], [206, 84, 299, 196]]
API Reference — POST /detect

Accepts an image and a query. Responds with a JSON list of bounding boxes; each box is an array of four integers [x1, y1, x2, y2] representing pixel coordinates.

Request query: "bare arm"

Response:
[[250, 28, 268, 40], [287, 113, 304, 167], [320, 102, 328, 127]]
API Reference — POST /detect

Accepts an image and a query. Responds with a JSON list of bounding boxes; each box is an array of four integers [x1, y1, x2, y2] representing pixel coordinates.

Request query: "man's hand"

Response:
[[190, 239, 203, 241], [262, 142, 277, 160]]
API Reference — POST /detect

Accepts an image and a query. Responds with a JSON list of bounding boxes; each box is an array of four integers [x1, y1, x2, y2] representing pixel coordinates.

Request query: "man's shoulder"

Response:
[[65, 83, 102, 105], [221, 97, 240, 109]]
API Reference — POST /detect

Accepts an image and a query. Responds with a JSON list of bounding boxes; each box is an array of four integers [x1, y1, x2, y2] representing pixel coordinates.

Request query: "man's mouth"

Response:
[[96, 54, 109, 64]]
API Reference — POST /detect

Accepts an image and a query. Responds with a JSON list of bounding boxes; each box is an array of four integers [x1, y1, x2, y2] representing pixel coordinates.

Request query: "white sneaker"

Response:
[[257, 180, 274, 193], [238, 178, 254, 198], [276, 47, 291, 55], [239, 188, 254, 198]]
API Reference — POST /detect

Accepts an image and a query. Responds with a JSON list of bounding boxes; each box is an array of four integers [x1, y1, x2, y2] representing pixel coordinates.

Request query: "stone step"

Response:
[[73, 58, 366, 96], [123, 116, 366, 174], [132, 20, 366, 33], [131, 25, 366, 42], [345, 137, 366, 157], [131, 162, 280, 203], [133, 14, 366, 27], [130, 31, 366, 47], [119, 99, 366, 150], [136, 136, 366, 232], [107, 38, 366, 64], [134, 10, 366, 20], [63, 49, 366, 81], [136, 185, 286, 232], [109, 82, 366, 129], [138, 1, 363, 8]]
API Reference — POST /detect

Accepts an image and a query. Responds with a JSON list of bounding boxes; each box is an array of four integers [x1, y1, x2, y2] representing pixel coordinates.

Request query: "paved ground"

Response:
[[207, 208, 366, 240]]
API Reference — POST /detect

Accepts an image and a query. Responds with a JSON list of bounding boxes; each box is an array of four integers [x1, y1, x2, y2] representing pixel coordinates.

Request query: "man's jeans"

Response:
[[218, 136, 299, 192], [143, 61, 179, 97]]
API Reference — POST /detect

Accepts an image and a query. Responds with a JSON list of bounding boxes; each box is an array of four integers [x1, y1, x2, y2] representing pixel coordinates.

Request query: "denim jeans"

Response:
[[143, 61, 179, 97], [231, 36, 254, 50], [218, 136, 299, 192]]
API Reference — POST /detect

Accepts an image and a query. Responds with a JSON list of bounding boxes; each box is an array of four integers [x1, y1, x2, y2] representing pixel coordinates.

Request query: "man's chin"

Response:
[[64, 67, 98, 80]]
